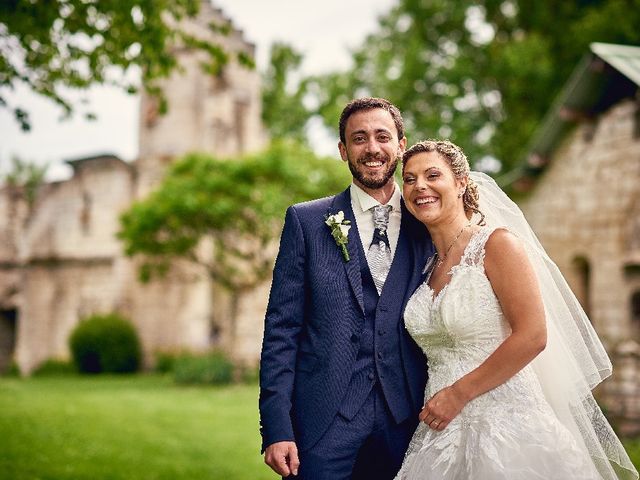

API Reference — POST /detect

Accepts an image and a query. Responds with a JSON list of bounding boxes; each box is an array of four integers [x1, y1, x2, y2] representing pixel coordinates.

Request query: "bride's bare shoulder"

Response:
[[483, 228, 530, 274]]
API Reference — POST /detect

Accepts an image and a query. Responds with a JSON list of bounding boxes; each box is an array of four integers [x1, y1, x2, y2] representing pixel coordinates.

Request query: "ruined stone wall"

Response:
[[23, 159, 134, 261], [8, 158, 230, 373], [137, 2, 267, 196], [519, 98, 640, 433], [12, 159, 135, 373]]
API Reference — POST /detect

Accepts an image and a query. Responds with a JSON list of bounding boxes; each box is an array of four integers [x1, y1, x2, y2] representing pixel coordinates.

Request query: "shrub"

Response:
[[154, 351, 178, 374], [1, 360, 20, 377], [32, 359, 77, 376], [173, 351, 234, 385], [69, 313, 142, 374], [239, 364, 260, 384]]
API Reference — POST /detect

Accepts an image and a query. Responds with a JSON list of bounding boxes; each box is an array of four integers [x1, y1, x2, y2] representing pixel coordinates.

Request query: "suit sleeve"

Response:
[[259, 205, 306, 452]]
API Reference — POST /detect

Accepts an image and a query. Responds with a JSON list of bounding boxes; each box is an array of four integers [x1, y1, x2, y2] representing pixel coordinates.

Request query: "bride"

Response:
[[395, 139, 638, 479]]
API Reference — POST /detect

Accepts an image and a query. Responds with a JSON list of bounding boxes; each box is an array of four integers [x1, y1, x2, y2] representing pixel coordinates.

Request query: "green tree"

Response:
[[0, 0, 253, 130], [261, 42, 312, 143], [309, 0, 640, 173], [118, 141, 350, 341]]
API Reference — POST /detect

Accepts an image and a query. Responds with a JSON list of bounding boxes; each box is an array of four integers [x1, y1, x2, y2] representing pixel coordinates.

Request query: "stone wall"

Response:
[[519, 98, 640, 434]]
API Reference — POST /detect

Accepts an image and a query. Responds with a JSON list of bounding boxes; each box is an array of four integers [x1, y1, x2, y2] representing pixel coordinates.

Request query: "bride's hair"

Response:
[[402, 139, 485, 225]]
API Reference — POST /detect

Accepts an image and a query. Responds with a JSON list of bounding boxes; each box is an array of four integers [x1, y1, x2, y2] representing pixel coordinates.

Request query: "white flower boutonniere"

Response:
[[325, 210, 351, 262]]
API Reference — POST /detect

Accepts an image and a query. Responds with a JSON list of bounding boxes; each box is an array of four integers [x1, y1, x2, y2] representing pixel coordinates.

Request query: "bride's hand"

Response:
[[419, 383, 468, 431]]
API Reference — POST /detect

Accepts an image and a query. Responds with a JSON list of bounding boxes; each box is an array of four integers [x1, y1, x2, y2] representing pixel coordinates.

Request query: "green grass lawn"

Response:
[[0, 375, 277, 480], [2, 375, 639, 479]]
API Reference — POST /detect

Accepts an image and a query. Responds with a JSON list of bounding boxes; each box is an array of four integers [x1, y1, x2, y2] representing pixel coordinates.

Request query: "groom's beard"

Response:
[[348, 151, 400, 190]]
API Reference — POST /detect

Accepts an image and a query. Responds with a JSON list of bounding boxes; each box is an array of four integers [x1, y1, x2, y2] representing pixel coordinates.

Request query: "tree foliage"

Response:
[[0, 0, 253, 130], [308, 0, 640, 173], [2, 156, 47, 206], [118, 141, 351, 291], [261, 42, 311, 143]]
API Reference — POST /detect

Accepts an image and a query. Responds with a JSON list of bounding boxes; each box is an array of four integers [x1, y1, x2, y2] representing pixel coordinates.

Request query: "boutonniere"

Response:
[[325, 210, 351, 262]]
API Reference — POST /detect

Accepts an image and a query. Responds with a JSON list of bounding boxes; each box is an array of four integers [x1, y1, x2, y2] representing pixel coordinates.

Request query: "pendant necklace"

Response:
[[435, 222, 471, 268]]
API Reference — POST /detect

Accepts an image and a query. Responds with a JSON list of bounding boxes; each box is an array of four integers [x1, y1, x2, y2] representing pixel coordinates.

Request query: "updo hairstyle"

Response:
[[402, 139, 485, 225]]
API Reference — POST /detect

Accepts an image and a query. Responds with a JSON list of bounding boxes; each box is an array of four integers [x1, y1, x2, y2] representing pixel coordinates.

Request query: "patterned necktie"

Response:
[[369, 204, 393, 294]]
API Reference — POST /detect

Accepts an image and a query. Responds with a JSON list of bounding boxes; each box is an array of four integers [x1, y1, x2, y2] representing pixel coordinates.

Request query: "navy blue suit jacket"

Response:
[[259, 187, 433, 452]]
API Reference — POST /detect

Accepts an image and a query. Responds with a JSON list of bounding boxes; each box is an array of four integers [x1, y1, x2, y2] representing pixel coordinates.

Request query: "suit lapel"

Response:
[[330, 189, 365, 314]]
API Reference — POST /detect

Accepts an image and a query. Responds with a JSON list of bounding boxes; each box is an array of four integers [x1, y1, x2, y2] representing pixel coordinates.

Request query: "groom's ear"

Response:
[[398, 136, 407, 153], [338, 141, 348, 162]]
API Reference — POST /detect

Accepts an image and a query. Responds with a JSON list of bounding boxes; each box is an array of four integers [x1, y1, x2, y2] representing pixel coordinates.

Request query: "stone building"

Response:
[[510, 42, 640, 434], [0, 1, 267, 374]]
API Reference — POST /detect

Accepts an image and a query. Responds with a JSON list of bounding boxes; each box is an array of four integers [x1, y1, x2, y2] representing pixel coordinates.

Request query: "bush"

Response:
[[69, 313, 142, 374], [154, 351, 178, 374], [32, 359, 77, 376], [239, 364, 259, 384], [173, 351, 234, 385], [1, 360, 20, 377]]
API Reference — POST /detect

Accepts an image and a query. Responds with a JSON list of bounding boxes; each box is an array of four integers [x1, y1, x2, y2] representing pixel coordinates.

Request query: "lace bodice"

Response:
[[396, 227, 601, 479], [405, 228, 509, 391]]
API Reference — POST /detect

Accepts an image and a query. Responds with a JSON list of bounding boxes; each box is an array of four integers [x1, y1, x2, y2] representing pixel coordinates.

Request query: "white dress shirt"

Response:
[[349, 182, 402, 263]]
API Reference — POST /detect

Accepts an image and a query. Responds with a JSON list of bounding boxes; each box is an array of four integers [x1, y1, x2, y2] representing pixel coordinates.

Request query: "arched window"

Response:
[[571, 256, 591, 317], [632, 291, 640, 326]]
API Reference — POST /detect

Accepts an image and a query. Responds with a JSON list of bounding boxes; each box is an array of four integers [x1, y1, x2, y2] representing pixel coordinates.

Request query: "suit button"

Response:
[[350, 333, 358, 343], [377, 352, 383, 360], [368, 372, 375, 381], [378, 330, 384, 336]]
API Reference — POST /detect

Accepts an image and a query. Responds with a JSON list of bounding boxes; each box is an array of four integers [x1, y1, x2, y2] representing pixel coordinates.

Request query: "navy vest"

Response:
[[338, 235, 414, 423]]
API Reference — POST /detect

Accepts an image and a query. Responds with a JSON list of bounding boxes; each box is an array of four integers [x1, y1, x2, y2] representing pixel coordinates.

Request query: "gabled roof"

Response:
[[499, 42, 640, 190], [592, 42, 640, 86]]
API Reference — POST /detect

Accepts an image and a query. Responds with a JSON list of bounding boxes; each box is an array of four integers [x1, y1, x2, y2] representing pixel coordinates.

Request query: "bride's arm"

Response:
[[419, 228, 547, 431]]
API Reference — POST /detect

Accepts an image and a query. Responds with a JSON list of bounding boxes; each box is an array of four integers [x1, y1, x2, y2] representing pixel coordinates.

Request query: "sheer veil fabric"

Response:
[[470, 171, 637, 479]]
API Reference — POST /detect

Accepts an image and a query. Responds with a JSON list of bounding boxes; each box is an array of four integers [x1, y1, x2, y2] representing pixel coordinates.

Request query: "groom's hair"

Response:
[[339, 97, 404, 144]]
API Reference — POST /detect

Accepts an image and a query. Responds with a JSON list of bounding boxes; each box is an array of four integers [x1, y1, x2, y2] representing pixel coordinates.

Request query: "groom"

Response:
[[259, 97, 433, 479]]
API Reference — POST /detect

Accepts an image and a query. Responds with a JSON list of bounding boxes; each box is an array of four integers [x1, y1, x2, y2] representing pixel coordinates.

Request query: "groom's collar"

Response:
[[349, 182, 401, 214]]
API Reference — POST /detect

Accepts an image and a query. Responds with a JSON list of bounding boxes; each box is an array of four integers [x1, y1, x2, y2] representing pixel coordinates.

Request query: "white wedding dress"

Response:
[[395, 226, 603, 479]]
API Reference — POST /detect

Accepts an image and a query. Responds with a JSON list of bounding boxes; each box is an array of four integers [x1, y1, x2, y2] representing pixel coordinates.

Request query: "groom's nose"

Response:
[[365, 137, 382, 154]]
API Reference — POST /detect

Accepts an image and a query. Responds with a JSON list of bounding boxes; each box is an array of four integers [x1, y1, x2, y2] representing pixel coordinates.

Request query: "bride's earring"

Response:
[[458, 189, 465, 198]]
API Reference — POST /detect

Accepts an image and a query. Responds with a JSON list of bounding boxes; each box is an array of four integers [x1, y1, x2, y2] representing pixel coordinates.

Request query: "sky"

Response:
[[0, 0, 397, 180]]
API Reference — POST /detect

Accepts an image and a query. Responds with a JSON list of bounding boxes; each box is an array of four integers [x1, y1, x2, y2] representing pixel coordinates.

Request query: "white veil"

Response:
[[470, 171, 638, 480]]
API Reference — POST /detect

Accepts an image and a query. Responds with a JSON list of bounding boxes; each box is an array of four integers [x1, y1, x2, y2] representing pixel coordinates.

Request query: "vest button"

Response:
[[350, 333, 358, 343], [377, 352, 383, 360], [368, 372, 375, 381]]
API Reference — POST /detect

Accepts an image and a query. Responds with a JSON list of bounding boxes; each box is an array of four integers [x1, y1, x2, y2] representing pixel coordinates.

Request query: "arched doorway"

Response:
[[0, 309, 17, 373]]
